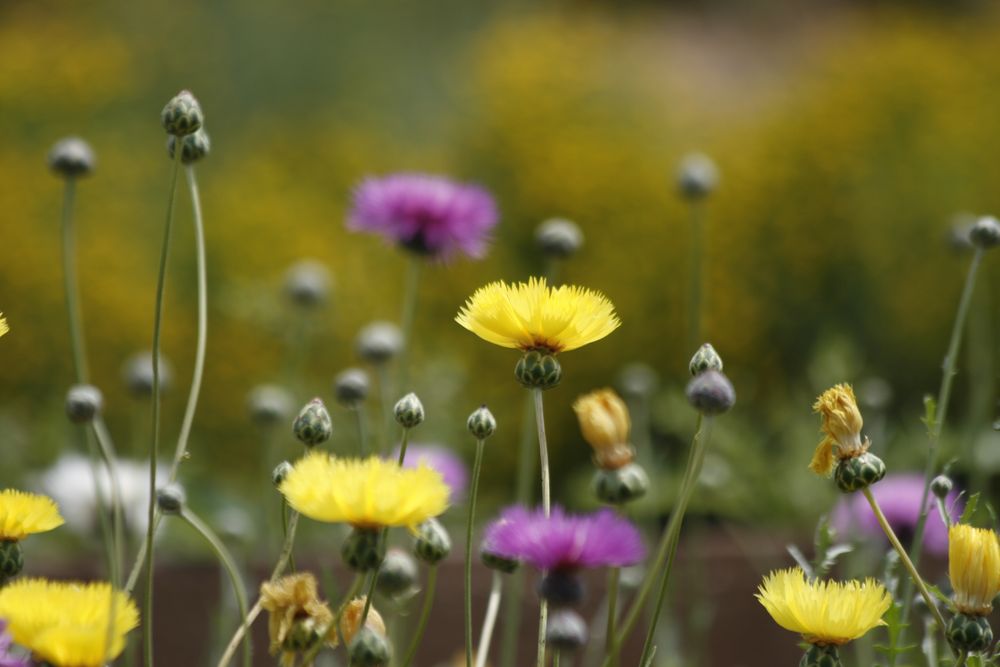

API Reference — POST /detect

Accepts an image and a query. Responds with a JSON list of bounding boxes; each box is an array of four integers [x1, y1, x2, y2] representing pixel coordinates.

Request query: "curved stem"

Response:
[[170, 165, 208, 483], [143, 138, 184, 667], [465, 438, 486, 667], [533, 388, 551, 667], [954, 650, 968, 667], [400, 565, 439, 667], [179, 507, 251, 667], [60, 177, 89, 383], [397, 256, 422, 393], [475, 571, 503, 667]]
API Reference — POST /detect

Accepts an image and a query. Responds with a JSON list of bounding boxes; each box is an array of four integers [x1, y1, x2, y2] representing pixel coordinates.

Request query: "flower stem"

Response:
[[687, 200, 704, 352], [396, 427, 411, 466], [401, 565, 439, 667], [475, 571, 503, 667], [398, 255, 423, 393], [605, 567, 621, 664], [355, 405, 369, 456], [377, 362, 393, 454], [533, 388, 551, 667], [954, 650, 968, 667], [143, 137, 184, 667], [466, 438, 486, 667], [636, 415, 712, 666], [60, 176, 90, 383]]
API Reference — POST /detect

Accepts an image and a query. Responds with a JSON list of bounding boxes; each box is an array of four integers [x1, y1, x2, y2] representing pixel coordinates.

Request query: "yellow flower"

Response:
[[948, 524, 1000, 616], [0, 578, 138, 666], [260, 572, 337, 665], [0, 313, 8, 338], [338, 597, 386, 647], [279, 452, 449, 530], [809, 384, 869, 476], [455, 277, 620, 353], [573, 388, 634, 470], [756, 567, 891, 646], [0, 489, 64, 540]]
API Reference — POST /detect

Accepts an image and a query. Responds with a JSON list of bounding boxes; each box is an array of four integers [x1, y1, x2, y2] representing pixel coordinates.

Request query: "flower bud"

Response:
[[931, 474, 953, 499], [834, 452, 886, 493], [293, 398, 333, 447], [970, 216, 1000, 249], [334, 368, 369, 407], [356, 321, 403, 364], [339, 597, 386, 647], [283, 616, 326, 653], [685, 370, 735, 415], [161, 90, 203, 136], [535, 218, 584, 259], [342, 527, 385, 572], [573, 389, 632, 469], [948, 612, 994, 653], [48, 137, 95, 178], [0, 540, 24, 585], [689, 343, 723, 376], [394, 393, 425, 429], [166, 128, 210, 164], [592, 463, 649, 505], [348, 625, 392, 666], [284, 259, 332, 307], [123, 352, 172, 398], [467, 405, 496, 440], [481, 547, 520, 574], [546, 609, 588, 653], [247, 385, 294, 426], [413, 518, 451, 565], [676, 152, 718, 200], [156, 484, 186, 514], [537, 570, 585, 606], [515, 350, 562, 390], [272, 461, 293, 487], [65, 384, 103, 424], [800, 645, 842, 667], [617, 363, 658, 399], [376, 548, 419, 598]]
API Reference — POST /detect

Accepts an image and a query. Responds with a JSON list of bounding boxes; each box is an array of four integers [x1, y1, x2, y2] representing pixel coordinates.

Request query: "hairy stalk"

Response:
[[401, 565, 439, 667], [397, 255, 423, 393], [475, 571, 503, 667], [533, 388, 552, 667], [466, 438, 486, 667], [687, 201, 704, 351]]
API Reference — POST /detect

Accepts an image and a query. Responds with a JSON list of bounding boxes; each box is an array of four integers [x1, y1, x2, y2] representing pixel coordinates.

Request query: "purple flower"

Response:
[[0, 621, 28, 667], [831, 473, 962, 556], [347, 173, 498, 259], [392, 444, 468, 499], [482, 505, 645, 571]]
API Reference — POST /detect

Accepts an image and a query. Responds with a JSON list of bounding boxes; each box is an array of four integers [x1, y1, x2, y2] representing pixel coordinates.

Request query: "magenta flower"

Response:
[[831, 473, 961, 555], [392, 443, 469, 499], [347, 173, 498, 259], [482, 505, 645, 571]]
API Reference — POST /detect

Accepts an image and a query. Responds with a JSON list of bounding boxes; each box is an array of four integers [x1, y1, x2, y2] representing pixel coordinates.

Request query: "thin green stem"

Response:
[[355, 405, 369, 456], [401, 565, 439, 667], [552, 651, 560, 667], [475, 571, 503, 667], [60, 176, 90, 383], [397, 256, 422, 393], [396, 427, 411, 466], [604, 568, 621, 665], [636, 415, 712, 666], [358, 558, 380, 627], [377, 362, 393, 454], [169, 165, 208, 483], [954, 650, 968, 667], [687, 201, 704, 352], [533, 388, 551, 667], [143, 137, 184, 667], [466, 438, 486, 667], [179, 508, 251, 667]]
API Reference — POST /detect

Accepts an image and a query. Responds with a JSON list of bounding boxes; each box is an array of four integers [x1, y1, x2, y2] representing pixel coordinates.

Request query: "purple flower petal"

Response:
[[392, 443, 469, 500]]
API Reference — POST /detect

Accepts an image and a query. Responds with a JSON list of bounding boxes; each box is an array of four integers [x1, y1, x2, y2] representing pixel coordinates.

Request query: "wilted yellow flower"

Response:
[[0, 313, 8, 338], [949, 524, 1000, 616], [573, 388, 634, 469], [279, 452, 449, 530], [810, 384, 869, 476], [756, 567, 890, 646], [0, 578, 139, 666], [455, 277, 620, 353], [338, 597, 386, 646], [0, 489, 64, 540], [260, 572, 336, 665]]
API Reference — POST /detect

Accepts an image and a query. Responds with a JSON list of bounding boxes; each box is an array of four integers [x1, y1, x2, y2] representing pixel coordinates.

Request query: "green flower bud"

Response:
[[515, 350, 562, 390], [0, 540, 24, 585], [535, 218, 584, 259], [546, 609, 588, 653], [481, 547, 520, 574], [467, 405, 496, 440], [537, 570, 585, 607], [677, 152, 718, 200], [123, 352, 172, 398], [65, 384, 103, 424], [283, 616, 326, 652], [689, 343, 723, 376], [272, 461, 293, 487], [284, 259, 332, 307], [685, 370, 735, 415], [348, 625, 392, 666], [413, 518, 451, 565], [834, 452, 886, 493], [161, 90, 203, 137], [334, 368, 370, 406], [247, 384, 294, 426], [156, 484, 186, 515], [592, 462, 649, 505], [376, 548, 419, 598], [970, 216, 1000, 250], [799, 644, 841, 667], [293, 398, 333, 447], [342, 527, 385, 572], [356, 321, 403, 364], [394, 393, 424, 429], [931, 474, 953, 499], [947, 612, 993, 654], [48, 137, 95, 178], [166, 128, 210, 164]]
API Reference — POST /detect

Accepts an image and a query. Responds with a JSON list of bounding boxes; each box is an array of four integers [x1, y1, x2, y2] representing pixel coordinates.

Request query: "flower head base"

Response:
[[756, 567, 890, 646], [260, 573, 337, 665], [0, 490, 64, 540], [482, 505, 645, 572], [574, 389, 634, 470], [0, 578, 138, 666], [810, 384, 869, 477], [348, 173, 498, 259], [279, 452, 449, 530], [456, 277, 620, 354], [949, 524, 1000, 616]]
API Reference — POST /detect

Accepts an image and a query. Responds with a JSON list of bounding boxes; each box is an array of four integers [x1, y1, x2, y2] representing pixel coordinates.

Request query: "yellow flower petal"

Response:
[[949, 524, 1000, 615], [0, 313, 8, 338], [811, 384, 867, 476], [0, 489, 64, 540]]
